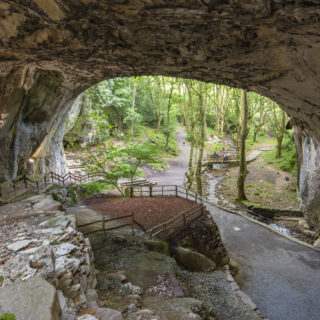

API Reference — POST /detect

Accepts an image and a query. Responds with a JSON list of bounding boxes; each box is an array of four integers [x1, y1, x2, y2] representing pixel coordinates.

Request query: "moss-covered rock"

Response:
[[144, 239, 170, 256], [173, 247, 216, 272]]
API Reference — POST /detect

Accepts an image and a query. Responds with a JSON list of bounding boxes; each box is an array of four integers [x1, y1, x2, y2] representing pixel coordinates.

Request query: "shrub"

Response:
[[0, 313, 16, 320], [80, 181, 112, 196]]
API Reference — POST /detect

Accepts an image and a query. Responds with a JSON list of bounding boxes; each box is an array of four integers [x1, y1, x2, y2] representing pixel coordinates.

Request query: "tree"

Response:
[[237, 90, 249, 201], [269, 105, 287, 158], [249, 93, 269, 143], [86, 142, 160, 195]]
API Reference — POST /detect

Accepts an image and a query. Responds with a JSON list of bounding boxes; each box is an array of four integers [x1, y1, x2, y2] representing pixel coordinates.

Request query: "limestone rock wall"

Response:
[[0, 204, 98, 319], [294, 128, 320, 229]]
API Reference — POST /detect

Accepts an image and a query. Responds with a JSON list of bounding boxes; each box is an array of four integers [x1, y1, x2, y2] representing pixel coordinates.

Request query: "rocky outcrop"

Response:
[[2, 1, 320, 223], [294, 128, 320, 228], [0, 277, 61, 320], [0, 208, 98, 319]]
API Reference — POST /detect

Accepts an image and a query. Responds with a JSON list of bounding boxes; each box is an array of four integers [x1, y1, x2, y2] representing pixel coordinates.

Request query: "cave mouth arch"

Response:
[[1, 1, 320, 224]]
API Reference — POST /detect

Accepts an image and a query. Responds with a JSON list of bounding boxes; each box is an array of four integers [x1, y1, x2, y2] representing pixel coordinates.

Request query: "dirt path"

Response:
[[148, 133, 320, 320]]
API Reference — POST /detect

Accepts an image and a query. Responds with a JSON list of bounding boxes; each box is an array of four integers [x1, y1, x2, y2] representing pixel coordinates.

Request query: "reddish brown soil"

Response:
[[84, 196, 200, 229]]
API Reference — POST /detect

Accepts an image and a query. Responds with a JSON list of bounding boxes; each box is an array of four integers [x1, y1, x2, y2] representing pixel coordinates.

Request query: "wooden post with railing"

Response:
[[175, 185, 178, 197], [130, 186, 133, 198], [149, 185, 153, 197]]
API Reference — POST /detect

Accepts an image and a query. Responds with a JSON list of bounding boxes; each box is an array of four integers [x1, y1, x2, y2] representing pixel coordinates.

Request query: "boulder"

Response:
[[0, 277, 61, 320], [174, 247, 216, 272], [28, 195, 62, 212], [143, 297, 204, 320], [7, 239, 34, 252], [313, 238, 320, 248], [78, 316, 98, 320], [95, 307, 123, 320], [144, 239, 170, 256], [40, 215, 71, 229]]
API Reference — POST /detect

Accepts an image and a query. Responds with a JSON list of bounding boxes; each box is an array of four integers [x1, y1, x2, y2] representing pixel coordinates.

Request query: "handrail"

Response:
[[78, 213, 134, 228]]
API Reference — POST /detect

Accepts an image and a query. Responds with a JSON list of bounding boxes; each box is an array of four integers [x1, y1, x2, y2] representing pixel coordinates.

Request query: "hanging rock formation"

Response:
[[1, 0, 320, 225]]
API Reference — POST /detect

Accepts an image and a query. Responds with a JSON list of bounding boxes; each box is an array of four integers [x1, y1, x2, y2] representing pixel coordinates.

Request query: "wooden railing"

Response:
[[147, 205, 205, 240], [0, 171, 106, 201], [77, 213, 146, 235], [128, 184, 208, 240], [128, 184, 207, 204], [1, 172, 208, 241]]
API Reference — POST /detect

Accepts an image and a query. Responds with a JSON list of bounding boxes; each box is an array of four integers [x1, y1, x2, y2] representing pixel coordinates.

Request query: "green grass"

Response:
[[263, 149, 297, 175], [246, 134, 275, 151], [262, 134, 297, 175], [0, 314, 16, 320]]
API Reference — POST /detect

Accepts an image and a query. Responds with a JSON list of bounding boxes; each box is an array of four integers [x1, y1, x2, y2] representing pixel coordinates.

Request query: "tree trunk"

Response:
[[275, 111, 286, 158], [253, 127, 257, 143], [130, 81, 137, 137], [186, 142, 195, 189], [195, 87, 206, 195], [237, 90, 248, 201], [276, 136, 283, 158], [164, 84, 174, 150]]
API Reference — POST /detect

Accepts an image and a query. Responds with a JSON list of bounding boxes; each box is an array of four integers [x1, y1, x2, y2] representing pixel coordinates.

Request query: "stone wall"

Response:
[[0, 198, 98, 319]]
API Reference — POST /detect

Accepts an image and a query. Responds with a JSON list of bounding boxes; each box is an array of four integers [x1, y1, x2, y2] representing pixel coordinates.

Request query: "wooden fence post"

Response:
[[130, 187, 133, 198], [149, 185, 153, 197], [175, 185, 178, 197]]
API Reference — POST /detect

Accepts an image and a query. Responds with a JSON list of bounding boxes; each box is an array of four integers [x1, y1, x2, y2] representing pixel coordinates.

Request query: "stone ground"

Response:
[[86, 228, 261, 320]]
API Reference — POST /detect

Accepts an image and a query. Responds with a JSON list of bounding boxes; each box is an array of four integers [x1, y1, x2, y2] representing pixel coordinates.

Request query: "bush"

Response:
[[0, 313, 16, 320], [263, 134, 297, 174], [80, 181, 112, 196]]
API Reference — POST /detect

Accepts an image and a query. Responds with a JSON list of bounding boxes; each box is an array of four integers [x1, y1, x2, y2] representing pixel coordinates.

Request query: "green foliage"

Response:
[[80, 181, 112, 196], [86, 142, 161, 194], [263, 133, 297, 174], [209, 142, 224, 153], [0, 313, 16, 320]]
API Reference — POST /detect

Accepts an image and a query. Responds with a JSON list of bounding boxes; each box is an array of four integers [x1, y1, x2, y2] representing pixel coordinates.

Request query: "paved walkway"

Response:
[[209, 205, 320, 320], [150, 130, 320, 320]]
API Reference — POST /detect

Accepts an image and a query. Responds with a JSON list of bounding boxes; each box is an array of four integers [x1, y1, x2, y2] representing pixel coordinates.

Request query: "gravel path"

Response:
[[145, 128, 190, 185]]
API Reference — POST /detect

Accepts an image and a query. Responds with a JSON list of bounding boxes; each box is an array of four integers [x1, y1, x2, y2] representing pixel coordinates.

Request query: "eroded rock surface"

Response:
[[0, 207, 97, 319]]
